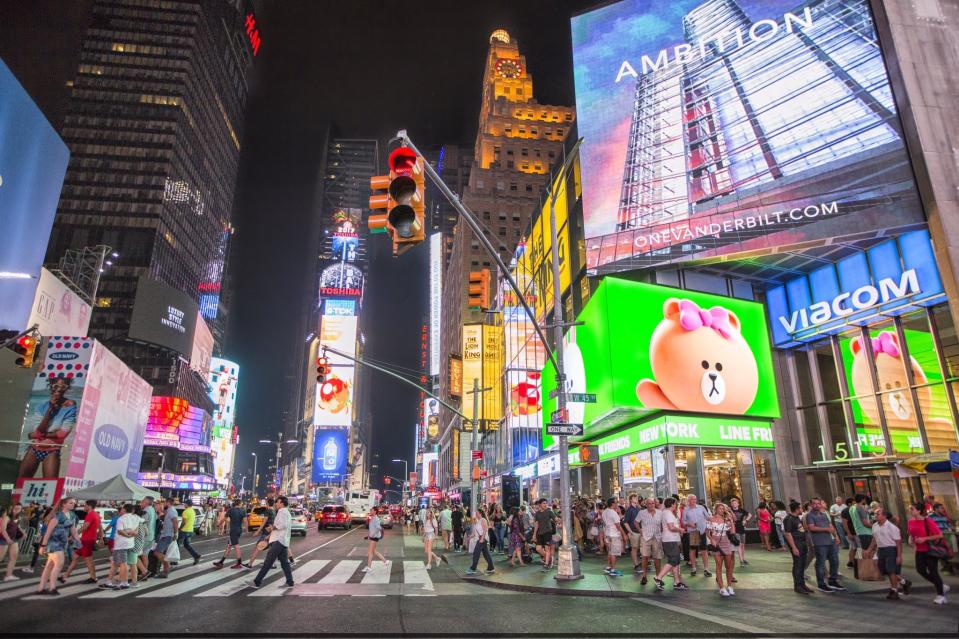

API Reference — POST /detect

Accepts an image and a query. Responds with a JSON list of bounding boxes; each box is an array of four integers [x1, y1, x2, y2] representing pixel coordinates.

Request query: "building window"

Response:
[[565, 113, 573, 121], [521, 148, 528, 156], [482, 211, 491, 221], [496, 181, 505, 190], [509, 182, 517, 191], [506, 149, 513, 156], [498, 228, 507, 236], [525, 183, 533, 192]]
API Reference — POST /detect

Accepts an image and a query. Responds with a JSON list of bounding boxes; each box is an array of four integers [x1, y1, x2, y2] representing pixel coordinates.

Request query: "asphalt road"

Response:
[[2, 525, 957, 637]]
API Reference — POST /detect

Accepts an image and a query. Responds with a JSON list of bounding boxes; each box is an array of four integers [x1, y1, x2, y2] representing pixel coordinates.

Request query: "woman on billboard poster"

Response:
[[18, 377, 78, 479]]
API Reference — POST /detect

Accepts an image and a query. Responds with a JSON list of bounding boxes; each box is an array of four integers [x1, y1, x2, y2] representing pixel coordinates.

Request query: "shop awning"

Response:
[[902, 450, 959, 474]]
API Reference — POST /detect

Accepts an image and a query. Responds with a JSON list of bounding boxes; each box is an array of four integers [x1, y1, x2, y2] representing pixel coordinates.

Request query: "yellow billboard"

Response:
[[461, 323, 503, 425]]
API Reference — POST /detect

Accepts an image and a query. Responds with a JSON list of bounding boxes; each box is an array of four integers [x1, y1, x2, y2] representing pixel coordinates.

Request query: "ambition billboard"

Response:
[[0, 60, 70, 331], [571, 0, 925, 274]]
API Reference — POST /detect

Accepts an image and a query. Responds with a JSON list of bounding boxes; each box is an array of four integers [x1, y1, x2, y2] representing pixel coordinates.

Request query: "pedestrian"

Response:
[[491, 504, 506, 554], [439, 503, 453, 550], [216, 503, 227, 536], [150, 498, 179, 578], [840, 497, 858, 567], [927, 502, 956, 574], [422, 508, 440, 569], [416, 503, 426, 535], [602, 497, 628, 577], [465, 507, 495, 576], [506, 507, 526, 566], [451, 504, 464, 551], [245, 497, 276, 569], [0, 504, 25, 581], [706, 502, 736, 596], [806, 497, 846, 593], [131, 504, 148, 584], [105, 503, 140, 590], [850, 494, 874, 551], [636, 497, 663, 585], [248, 496, 294, 591], [773, 501, 788, 550], [363, 507, 389, 572], [681, 494, 711, 577], [829, 496, 849, 549], [783, 501, 813, 594], [36, 497, 77, 595], [23, 505, 49, 575], [654, 497, 688, 591], [756, 501, 773, 551], [178, 503, 201, 566], [214, 499, 248, 569], [62, 499, 102, 583], [139, 496, 156, 575], [907, 502, 949, 605], [728, 497, 751, 566], [623, 493, 642, 574], [532, 498, 557, 570], [864, 506, 908, 600]]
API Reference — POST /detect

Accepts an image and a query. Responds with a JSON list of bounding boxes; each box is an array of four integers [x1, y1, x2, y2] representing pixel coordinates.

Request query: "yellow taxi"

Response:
[[247, 506, 271, 532]]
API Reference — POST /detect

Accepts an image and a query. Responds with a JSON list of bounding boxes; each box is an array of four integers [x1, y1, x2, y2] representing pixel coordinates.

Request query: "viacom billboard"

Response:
[[571, 0, 925, 273]]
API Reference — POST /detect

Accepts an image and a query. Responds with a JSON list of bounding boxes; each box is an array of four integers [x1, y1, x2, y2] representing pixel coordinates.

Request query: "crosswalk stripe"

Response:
[[138, 565, 249, 598], [359, 560, 391, 584], [81, 562, 216, 598], [249, 560, 329, 597], [195, 565, 283, 597], [318, 559, 360, 584], [402, 561, 434, 592], [22, 579, 99, 600]]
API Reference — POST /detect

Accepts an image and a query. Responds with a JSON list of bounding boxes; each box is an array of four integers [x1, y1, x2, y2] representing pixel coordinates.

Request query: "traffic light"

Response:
[[316, 356, 330, 383], [368, 147, 425, 256], [384, 476, 391, 486], [13, 335, 38, 368], [467, 268, 491, 310]]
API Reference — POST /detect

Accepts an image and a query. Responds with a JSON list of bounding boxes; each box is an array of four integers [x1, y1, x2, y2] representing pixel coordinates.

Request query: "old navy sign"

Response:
[[766, 229, 944, 348]]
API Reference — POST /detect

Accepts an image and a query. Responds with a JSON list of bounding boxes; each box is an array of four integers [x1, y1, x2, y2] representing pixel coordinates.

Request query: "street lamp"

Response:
[[391, 458, 408, 504], [259, 434, 299, 494]]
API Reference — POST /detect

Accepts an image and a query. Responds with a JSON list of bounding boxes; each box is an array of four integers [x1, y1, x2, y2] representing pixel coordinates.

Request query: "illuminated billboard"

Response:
[[542, 278, 779, 447], [17, 338, 151, 492], [319, 263, 363, 297], [207, 358, 240, 429], [27, 268, 93, 338], [0, 60, 70, 331], [128, 276, 199, 356], [190, 312, 214, 373], [571, 0, 924, 274], [314, 366, 354, 428], [462, 324, 504, 424], [143, 397, 212, 453], [311, 428, 348, 481], [429, 233, 442, 376]]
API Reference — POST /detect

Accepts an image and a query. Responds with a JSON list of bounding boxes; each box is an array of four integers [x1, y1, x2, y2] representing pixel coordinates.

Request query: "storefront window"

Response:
[[702, 448, 742, 508], [675, 447, 703, 499], [900, 311, 959, 452], [652, 447, 669, 499], [816, 341, 858, 457], [753, 449, 777, 503], [736, 449, 758, 516], [794, 352, 827, 462], [620, 450, 655, 500]]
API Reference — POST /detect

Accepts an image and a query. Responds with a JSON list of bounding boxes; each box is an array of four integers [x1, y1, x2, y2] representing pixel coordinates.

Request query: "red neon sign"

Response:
[[244, 14, 261, 56]]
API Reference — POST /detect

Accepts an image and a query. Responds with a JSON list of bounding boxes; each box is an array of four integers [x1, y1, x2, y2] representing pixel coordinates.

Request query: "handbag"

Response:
[[855, 553, 883, 581], [726, 531, 741, 547], [924, 519, 953, 559], [166, 540, 181, 562], [588, 525, 599, 538]]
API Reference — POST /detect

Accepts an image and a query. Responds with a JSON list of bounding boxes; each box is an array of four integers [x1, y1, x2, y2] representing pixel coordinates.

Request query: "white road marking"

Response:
[[81, 561, 218, 598], [402, 560, 434, 592], [631, 597, 768, 633], [138, 566, 248, 598], [359, 560, 391, 584], [319, 559, 360, 584], [249, 560, 329, 597]]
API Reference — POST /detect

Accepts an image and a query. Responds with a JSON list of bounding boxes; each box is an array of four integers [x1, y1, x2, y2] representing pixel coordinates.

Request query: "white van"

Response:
[[344, 490, 379, 523]]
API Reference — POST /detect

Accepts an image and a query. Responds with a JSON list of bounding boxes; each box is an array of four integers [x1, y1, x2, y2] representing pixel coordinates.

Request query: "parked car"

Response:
[[317, 505, 351, 530], [290, 508, 309, 536]]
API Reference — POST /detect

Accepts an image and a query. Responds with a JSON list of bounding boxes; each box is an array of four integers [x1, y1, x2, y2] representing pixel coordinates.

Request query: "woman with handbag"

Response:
[[0, 504, 25, 581], [706, 502, 737, 597], [36, 497, 78, 595], [907, 502, 949, 605]]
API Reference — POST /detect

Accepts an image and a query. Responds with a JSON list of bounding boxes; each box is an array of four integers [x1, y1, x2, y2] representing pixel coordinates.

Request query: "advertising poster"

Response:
[[429, 232, 442, 376], [144, 397, 212, 453], [311, 427, 348, 482], [128, 275, 199, 355], [190, 312, 214, 373], [319, 263, 363, 298], [621, 450, 653, 484], [27, 268, 93, 338], [208, 357, 240, 428], [571, 0, 924, 274], [449, 356, 463, 398], [482, 324, 504, 423], [314, 366, 354, 428], [542, 278, 779, 447], [462, 325, 483, 421], [0, 60, 70, 331], [18, 338, 151, 492], [320, 314, 358, 366]]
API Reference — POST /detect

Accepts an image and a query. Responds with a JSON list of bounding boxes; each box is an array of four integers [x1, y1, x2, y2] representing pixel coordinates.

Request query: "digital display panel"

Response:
[[571, 0, 924, 274], [144, 396, 212, 453], [311, 428, 348, 481], [128, 276, 199, 356]]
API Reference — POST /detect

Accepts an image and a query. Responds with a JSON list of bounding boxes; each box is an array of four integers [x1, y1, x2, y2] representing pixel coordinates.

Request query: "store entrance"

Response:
[[703, 448, 743, 506]]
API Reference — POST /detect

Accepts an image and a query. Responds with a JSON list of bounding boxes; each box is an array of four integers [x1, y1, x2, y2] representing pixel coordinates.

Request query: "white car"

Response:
[[290, 508, 309, 536]]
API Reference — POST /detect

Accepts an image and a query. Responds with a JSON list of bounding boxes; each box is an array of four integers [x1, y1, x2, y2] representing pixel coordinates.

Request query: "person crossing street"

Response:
[[213, 500, 247, 569], [247, 496, 294, 591]]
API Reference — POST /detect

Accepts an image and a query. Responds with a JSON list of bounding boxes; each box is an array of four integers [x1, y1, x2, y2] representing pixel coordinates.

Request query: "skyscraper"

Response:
[[436, 30, 574, 493]]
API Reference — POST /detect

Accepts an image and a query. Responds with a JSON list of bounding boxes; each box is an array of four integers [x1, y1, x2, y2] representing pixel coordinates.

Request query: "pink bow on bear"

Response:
[[860, 331, 900, 358], [678, 299, 736, 339]]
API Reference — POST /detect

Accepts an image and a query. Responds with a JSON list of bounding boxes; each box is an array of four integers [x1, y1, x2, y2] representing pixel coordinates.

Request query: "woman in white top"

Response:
[[363, 507, 389, 572], [706, 502, 737, 597], [422, 508, 440, 569]]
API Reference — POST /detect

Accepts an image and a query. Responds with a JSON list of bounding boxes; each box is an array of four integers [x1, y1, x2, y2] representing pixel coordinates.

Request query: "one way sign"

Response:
[[545, 423, 584, 436]]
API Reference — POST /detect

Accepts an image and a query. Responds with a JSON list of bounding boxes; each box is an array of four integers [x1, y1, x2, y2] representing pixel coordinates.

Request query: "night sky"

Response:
[[0, 0, 596, 491]]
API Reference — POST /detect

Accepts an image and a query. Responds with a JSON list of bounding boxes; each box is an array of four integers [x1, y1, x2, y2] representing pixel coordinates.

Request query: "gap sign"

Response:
[[766, 230, 944, 348]]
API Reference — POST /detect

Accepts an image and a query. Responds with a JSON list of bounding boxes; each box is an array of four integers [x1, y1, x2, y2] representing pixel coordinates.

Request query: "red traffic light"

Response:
[[316, 356, 330, 383], [14, 335, 38, 368], [388, 147, 418, 175]]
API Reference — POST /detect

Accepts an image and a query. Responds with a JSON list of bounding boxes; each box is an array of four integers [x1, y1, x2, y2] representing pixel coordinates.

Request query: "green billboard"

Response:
[[543, 278, 779, 448]]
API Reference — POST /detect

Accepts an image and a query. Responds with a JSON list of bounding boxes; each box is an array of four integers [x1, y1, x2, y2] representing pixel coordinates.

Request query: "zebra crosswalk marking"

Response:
[[80, 561, 215, 598], [318, 559, 360, 583], [249, 560, 329, 597], [195, 565, 283, 597], [401, 561, 434, 593], [139, 565, 249, 598], [359, 560, 391, 584]]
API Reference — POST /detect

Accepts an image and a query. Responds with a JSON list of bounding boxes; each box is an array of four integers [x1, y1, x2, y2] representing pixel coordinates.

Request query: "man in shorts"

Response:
[[602, 497, 628, 577], [245, 498, 276, 569], [63, 499, 102, 583], [654, 498, 688, 591], [637, 497, 663, 585], [152, 498, 179, 577], [840, 497, 859, 567], [214, 499, 247, 569], [681, 494, 711, 577], [139, 496, 156, 575], [623, 494, 642, 573], [865, 507, 910, 599], [531, 499, 556, 570]]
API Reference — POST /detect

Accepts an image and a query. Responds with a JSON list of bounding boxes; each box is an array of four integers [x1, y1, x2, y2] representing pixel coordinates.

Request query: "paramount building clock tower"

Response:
[[436, 29, 574, 493]]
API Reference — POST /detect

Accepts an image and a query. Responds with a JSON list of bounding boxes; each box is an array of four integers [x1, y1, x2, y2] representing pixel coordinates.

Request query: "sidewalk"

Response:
[[442, 543, 959, 597]]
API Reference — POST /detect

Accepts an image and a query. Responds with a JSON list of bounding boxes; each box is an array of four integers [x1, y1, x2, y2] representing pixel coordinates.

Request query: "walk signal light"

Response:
[[13, 335, 38, 368], [467, 268, 491, 310], [316, 356, 330, 383], [368, 147, 425, 256]]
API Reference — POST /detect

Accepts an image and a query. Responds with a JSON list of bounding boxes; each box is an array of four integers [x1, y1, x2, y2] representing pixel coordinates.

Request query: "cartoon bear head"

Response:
[[850, 331, 927, 430], [637, 298, 759, 414]]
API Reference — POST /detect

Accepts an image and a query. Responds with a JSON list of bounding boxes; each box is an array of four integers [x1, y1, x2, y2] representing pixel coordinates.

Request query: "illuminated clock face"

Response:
[[496, 59, 522, 79]]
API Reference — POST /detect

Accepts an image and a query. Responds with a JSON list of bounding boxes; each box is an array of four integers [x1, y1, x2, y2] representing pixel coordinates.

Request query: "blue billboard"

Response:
[[311, 427, 348, 482], [0, 59, 70, 330]]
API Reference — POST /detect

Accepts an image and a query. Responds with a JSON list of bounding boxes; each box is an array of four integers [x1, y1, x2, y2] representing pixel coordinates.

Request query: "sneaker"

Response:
[[230, 563, 243, 570], [934, 595, 947, 605], [280, 582, 294, 589], [719, 587, 730, 597], [193, 558, 200, 566], [46, 589, 61, 596], [674, 582, 689, 591], [887, 589, 900, 600], [3, 575, 20, 582], [741, 559, 749, 566], [633, 564, 641, 573], [703, 569, 712, 577], [608, 569, 622, 577], [81, 578, 97, 584], [361, 566, 372, 573], [603, 567, 612, 574], [727, 586, 735, 596], [801, 585, 815, 594], [794, 586, 809, 594], [246, 580, 260, 589], [944, 584, 951, 595], [485, 569, 496, 575], [816, 584, 835, 593], [118, 583, 130, 590], [690, 569, 697, 576], [654, 577, 665, 591], [464, 569, 477, 575], [21, 568, 34, 574], [98, 582, 114, 589], [155, 572, 168, 579], [130, 582, 139, 588], [828, 580, 846, 591], [640, 575, 648, 585], [244, 564, 254, 570]]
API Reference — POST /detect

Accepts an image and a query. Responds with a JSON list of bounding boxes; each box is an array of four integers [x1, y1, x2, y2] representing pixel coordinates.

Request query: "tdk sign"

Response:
[[766, 230, 944, 348]]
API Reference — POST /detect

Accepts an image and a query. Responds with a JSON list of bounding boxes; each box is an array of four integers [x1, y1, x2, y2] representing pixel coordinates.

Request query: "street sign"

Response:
[[550, 408, 568, 422], [568, 393, 596, 403], [545, 423, 584, 436], [471, 450, 483, 460], [548, 388, 558, 399]]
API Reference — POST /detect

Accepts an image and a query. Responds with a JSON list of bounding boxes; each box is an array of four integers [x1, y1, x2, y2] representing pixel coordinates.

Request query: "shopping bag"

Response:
[[854, 554, 882, 581], [166, 540, 181, 562]]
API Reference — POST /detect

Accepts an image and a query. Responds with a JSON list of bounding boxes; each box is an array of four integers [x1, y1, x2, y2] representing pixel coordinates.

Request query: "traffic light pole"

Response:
[[469, 378, 479, 518]]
